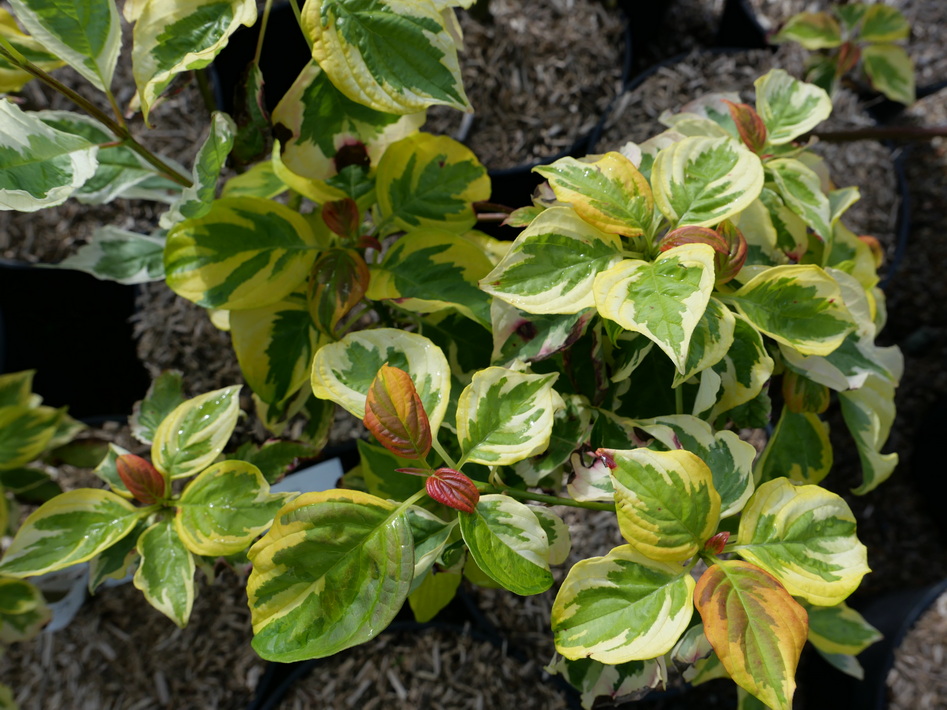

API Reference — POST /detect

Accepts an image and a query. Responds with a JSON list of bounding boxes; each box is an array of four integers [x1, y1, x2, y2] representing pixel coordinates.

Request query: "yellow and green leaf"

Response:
[[408, 569, 461, 622], [694, 560, 808, 710], [0, 404, 63, 470], [0, 370, 34, 409], [673, 297, 736, 385], [736, 478, 870, 606], [840, 372, 898, 495], [755, 409, 833, 486], [754, 69, 832, 146], [151, 385, 242, 479], [133, 518, 195, 628], [247, 489, 414, 662], [771, 12, 842, 49], [766, 158, 832, 241], [0, 577, 50, 643], [862, 44, 915, 105], [0, 8, 64, 92], [545, 655, 667, 710], [552, 545, 695, 663]]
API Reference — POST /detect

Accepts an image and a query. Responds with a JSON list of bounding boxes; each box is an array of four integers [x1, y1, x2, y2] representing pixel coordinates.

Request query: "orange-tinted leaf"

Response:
[[115, 454, 167, 504], [658, 226, 728, 254], [695, 560, 808, 710], [426, 468, 479, 513], [363, 365, 432, 460], [723, 100, 768, 154], [322, 198, 361, 239], [307, 248, 370, 338]]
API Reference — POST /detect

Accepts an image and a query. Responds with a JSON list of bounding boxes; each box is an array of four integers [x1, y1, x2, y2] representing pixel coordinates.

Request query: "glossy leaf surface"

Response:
[[363, 364, 431, 460], [133, 518, 195, 627]]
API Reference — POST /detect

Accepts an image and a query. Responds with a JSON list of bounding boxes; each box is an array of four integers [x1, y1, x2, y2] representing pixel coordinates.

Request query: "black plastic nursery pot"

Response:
[[0, 260, 150, 419]]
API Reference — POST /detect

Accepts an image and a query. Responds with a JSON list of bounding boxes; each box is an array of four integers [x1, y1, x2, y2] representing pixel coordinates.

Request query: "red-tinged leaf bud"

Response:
[[363, 365, 432, 460], [593, 448, 617, 470], [857, 235, 885, 268], [115, 454, 167, 504], [357, 234, 382, 252], [426, 468, 480, 514], [704, 531, 730, 555], [837, 42, 861, 77], [322, 198, 361, 239], [714, 220, 748, 285], [307, 248, 370, 338], [658, 225, 730, 254], [722, 99, 768, 154]]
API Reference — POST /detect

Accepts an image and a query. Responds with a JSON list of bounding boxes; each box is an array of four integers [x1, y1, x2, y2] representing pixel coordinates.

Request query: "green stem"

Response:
[[432, 439, 458, 469], [481, 484, 615, 511], [0, 40, 193, 189], [391, 488, 430, 518], [288, 0, 313, 51], [254, 0, 274, 64]]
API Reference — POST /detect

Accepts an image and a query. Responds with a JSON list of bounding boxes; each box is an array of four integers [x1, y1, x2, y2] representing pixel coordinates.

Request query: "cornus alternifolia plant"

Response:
[[0, 0, 900, 707]]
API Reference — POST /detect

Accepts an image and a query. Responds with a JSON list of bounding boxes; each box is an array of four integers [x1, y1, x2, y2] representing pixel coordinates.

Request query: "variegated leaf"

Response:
[[862, 44, 915, 105], [552, 545, 695, 663], [164, 196, 320, 310], [840, 372, 898, 495], [0, 489, 145, 577], [408, 568, 461, 622], [0, 576, 51, 644], [608, 448, 720, 562], [0, 8, 64, 93], [221, 161, 287, 200], [804, 599, 881, 662], [534, 152, 654, 237], [594, 243, 716, 373], [480, 206, 623, 315], [375, 133, 489, 235], [303, 0, 468, 113], [704, 313, 775, 421], [514, 394, 593, 486], [631, 415, 755, 517], [730, 265, 855, 356], [56, 226, 165, 284], [367, 228, 494, 327], [754, 69, 832, 145], [859, 4, 910, 42], [545, 655, 666, 710], [771, 12, 842, 49], [651, 136, 764, 228], [459, 494, 553, 595], [567, 450, 616, 503], [230, 289, 321, 408], [160, 112, 235, 229], [132, 0, 257, 122], [247, 489, 414, 662], [0, 370, 33, 408], [151, 386, 242, 479], [0, 404, 63, 470], [131, 371, 186, 445], [531, 507, 571, 566], [766, 158, 832, 241], [755, 409, 832, 486], [491, 299, 594, 367], [175, 460, 290, 556], [736, 478, 870, 606], [9, 0, 120, 91], [272, 59, 424, 182], [456, 367, 559, 466], [673, 297, 736, 385], [133, 518, 195, 627], [406, 506, 454, 588], [0, 99, 98, 212], [695, 560, 808, 710], [311, 328, 451, 431]]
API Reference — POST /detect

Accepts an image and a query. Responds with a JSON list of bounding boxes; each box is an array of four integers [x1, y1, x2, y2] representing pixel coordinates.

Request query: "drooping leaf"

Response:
[[133, 518, 195, 627], [247, 489, 414, 662], [175, 460, 290, 556], [736, 477, 870, 606], [0, 467, 62, 504], [650, 135, 764, 228], [311, 328, 451, 431], [459, 494, 552, 595], [534, 152, 654, 237], [804, 600, 881, 662], [694, 560, 808, 710], [594, 243, 716, 373], [56, 226, 166, 284], [0, 489, 146, 577], [731, 265, 855, 356], [480, 206, 623, 315], [367, 228, 494, 327], [755, 409, 832, 486], [363, 364, 432, 460], [132, 0, 257, 122], [754, 69, 832, 145], [9, 0, 121, 91], [375, 133, 489, 235], [456, 367, 559, 466], [608, 447, 720, 562], [0, 99, 98, 212], [552, 545, 695, 663], [151, 385, 242, 479], [164, 196, 320, 310], [839, 372, 898, 495], [303, 0, 468, 113], [408, 569, 461, 622]]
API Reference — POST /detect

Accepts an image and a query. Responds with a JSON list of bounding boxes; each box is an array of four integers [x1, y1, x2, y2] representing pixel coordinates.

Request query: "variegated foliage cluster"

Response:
[[0, 0, 900, 707], [0, 374, 310, 629], [772, 2, 915, 105]]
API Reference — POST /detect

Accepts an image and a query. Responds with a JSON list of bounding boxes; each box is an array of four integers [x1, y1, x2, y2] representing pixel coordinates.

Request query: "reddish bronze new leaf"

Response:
[[714, 220, 748, 284], [837, 42, 861, 76], [363, 365, 432, 460], [658, 225, 729, 254], [723, 100, 768, 154], [695, 560, 808, 710], [703, 531, 730, 555], [307, 248, 370, 338], [322, 198, 361, 239], [426, 468, 480, 514], [115, 454, 168, 504]]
